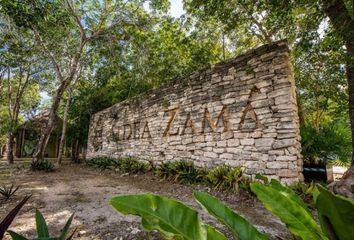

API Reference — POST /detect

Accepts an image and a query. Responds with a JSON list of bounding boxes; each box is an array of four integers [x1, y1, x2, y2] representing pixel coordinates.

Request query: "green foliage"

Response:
[[8, 210, 75, 240], [289, 181, 316, 205], [193, 191, 268, 240], [315, 185, 354, 240], [301, 121, 352, 165], [164, 160, 206, 184], [85, 156, 119, 170], [251, 180, 354, 240], [30, 159, 54, 172], [86, 156, 149, 174], [0, 195, 30, 239], [71, 157, 82, 164], [206, 165, 247, 192], [0, 184, 19, 201], [110, 193, 227, 240], [111, 179, 354, 240], [118, 157, 149, 174], [155, 161, 177, 181]]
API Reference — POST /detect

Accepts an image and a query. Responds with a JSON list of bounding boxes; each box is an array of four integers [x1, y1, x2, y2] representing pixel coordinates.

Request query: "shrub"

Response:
[[301, 121, 352, 166], [85, 156, 119, 170], [155, 161, 177, 181], [86, 156, 149, 174], [289, 181, 316, 206], [118, 157, 149, 174], [71, 157, 82, 164], [30, 159, 54, 172], [172, 160, 205, 184], [206, 165, 246, 191], [0, 184, 20, 201], [155, 160, 207, 184]]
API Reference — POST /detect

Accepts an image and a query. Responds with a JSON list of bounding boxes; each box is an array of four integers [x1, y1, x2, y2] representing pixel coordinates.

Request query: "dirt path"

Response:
[[0, 161, 291, 239]]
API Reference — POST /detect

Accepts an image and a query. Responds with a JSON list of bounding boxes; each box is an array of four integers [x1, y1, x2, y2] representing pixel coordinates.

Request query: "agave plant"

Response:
[[0, 184, 20, 200]]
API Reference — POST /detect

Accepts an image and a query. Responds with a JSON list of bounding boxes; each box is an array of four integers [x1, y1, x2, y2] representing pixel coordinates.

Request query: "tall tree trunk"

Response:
[[6, 133, 15, 164], [348, 46, 354, 166], [322, 0, 354, 198], [57, 89, 72, 165], [32, 79, 67, 161]]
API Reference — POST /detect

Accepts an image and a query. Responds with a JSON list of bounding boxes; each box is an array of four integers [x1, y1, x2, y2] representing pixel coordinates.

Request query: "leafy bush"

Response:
[[0, 184, 19, 201], [289, 181, 315, 205], [301, 122, 352, 165], [71, 157, 82, 164], [110, 180, 354, 240], [172, 160, 206, 184], [86, 156, 149, 174], [206, 165, 246, 191], [85, 156, 119, 170], [30, 159, 54, 172], [155, 160, 207, 184], [118, 157, 149, 174], [155, 161, 177, 181], [8, 210, 75, 240]]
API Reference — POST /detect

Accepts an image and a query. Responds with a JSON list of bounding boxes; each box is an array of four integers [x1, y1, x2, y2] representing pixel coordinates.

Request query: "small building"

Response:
[[0, 111, 68, 159]]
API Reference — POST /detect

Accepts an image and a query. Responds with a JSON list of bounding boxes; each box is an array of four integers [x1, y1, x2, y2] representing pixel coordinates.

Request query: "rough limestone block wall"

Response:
[[87, 40, 303, 183]]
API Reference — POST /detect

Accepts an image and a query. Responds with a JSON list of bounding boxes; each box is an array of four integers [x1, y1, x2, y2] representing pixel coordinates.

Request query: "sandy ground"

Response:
[[0, 160, 292, 240]]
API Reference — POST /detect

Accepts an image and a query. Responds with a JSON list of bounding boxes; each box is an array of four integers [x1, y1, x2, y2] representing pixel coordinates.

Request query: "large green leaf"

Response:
[[110, 193, 226, 240], [250, 183, 326, 240], [269, 179, 310, 213], [7, 230, 28, 240], [59, 213, 74, 240], [315, 185, 354, 240], [193, 191, 268, 240], [35, 210, 49, 238], [204, 224, 228, 240]]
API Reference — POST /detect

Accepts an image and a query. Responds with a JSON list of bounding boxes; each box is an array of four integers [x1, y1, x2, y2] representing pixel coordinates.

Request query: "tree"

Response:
[[184, 0, 354, 196], [0, 13, 41, 163], [1, 0, 170, 161], [320, 0, 354, 197]]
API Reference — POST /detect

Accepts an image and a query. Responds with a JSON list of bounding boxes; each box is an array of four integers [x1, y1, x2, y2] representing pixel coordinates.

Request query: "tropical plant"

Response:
[[171, 160, 206, 184], [0, 195, 31, 239], [301, 122, 352, 166], [8, 210, 76, 240], [155, 161, 177, 181], [289, 181, 316, 205], [110, 180, 354, 240], [85, 156, 119, 170], [0, 184, 20, 201], [110, 193, 230, 240], [30, 159, 55, 172], [251, 180, 354, 240], [118, 157, 149, 174], [206, 165, 246, 191]]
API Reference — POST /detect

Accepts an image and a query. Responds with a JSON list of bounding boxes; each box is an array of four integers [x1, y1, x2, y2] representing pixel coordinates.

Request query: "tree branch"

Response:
[[33, 29, 64, 81]]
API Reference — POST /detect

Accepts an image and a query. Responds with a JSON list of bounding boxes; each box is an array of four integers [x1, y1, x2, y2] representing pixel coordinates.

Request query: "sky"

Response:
[[170, 0, 184, 18], [40, 0, 185, 105]]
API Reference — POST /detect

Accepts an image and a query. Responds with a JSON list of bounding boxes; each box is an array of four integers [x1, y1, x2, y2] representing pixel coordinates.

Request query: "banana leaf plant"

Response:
[[250, 179, 354, 240], [110, 192, 268, 240], [111, 178, 354, 240]]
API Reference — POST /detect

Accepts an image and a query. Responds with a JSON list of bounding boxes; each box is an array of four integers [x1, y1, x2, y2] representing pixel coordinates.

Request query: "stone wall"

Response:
[[87, 40, 303, 183]]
